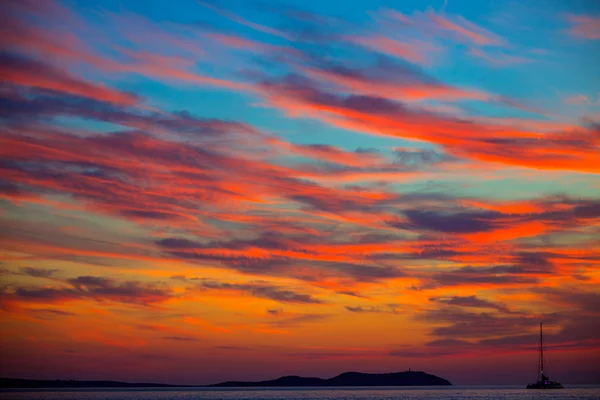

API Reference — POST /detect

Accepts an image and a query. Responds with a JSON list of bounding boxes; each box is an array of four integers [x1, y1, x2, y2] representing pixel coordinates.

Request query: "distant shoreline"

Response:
[[0, 371, 451, 389], [0, 378, 177, 389]]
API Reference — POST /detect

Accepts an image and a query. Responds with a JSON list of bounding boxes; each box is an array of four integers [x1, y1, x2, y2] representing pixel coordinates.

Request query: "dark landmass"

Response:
[[0, 378, 176, 389], [1, 370, 452, 388], [208, 371, 452, 387]]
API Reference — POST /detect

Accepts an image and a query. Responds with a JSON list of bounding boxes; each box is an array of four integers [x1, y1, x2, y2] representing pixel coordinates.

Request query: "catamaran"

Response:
[[526, 322, 563, 389]]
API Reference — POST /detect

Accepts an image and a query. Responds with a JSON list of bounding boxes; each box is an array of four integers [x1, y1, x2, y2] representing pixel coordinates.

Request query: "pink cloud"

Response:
[[0, 53, 138, 106], [428, 12, 504, 46], [299, 64, 494, 104], [198, 0, 289, 39], [564, 94, 591, 105], [469, 48, 530, 66], [567, 15, 600, 40], [349, 36, 436, 65]]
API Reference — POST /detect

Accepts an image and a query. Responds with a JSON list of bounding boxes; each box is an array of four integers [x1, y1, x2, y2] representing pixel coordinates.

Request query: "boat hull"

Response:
[[526, 381, 564, 389]]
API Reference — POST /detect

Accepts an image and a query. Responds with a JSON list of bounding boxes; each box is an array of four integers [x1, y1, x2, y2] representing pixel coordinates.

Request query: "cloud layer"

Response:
[[1, 0, 599, 386]]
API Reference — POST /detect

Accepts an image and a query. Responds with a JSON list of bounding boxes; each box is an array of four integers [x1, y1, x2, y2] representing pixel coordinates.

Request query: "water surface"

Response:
[[2, 386, 600, 400]]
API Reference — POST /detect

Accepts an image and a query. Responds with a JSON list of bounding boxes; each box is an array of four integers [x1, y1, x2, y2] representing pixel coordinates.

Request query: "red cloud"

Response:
[[256, 76, 599, 174]]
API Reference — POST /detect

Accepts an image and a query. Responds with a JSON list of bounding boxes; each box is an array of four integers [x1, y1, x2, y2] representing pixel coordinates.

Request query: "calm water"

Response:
[[1, 386, 600, 400]]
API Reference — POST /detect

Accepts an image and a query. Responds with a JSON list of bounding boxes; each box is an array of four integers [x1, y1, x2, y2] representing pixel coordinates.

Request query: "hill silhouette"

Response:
[[209, 370, 452, 387]]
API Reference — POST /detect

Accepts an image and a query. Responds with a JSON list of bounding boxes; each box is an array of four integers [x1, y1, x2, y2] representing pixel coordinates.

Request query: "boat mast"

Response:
[[539, 322, 544, 379]]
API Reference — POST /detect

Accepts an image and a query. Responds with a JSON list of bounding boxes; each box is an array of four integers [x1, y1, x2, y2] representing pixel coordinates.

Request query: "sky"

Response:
[[0, 0, 599, 386]]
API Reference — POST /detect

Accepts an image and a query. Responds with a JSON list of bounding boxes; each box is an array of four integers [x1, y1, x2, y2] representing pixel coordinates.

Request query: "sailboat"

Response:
[[526, 322, 564, 389]]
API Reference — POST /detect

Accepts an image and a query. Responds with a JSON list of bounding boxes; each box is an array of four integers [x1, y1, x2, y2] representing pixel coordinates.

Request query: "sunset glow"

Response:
[[0, 0, 599, 385]]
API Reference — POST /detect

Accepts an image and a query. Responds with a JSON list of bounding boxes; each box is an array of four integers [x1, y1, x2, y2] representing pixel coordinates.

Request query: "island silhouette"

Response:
[[208, 371, 452, 387], [1, 371, 452, 388]]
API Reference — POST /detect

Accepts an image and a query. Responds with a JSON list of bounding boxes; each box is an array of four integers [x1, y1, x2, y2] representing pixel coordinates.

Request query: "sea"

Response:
[[1, 386, 600, 400]]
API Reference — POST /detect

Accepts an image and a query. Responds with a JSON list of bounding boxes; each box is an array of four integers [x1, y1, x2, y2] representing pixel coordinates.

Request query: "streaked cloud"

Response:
[[567, 15, 600, 40], [1, 0, 598, 386]]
